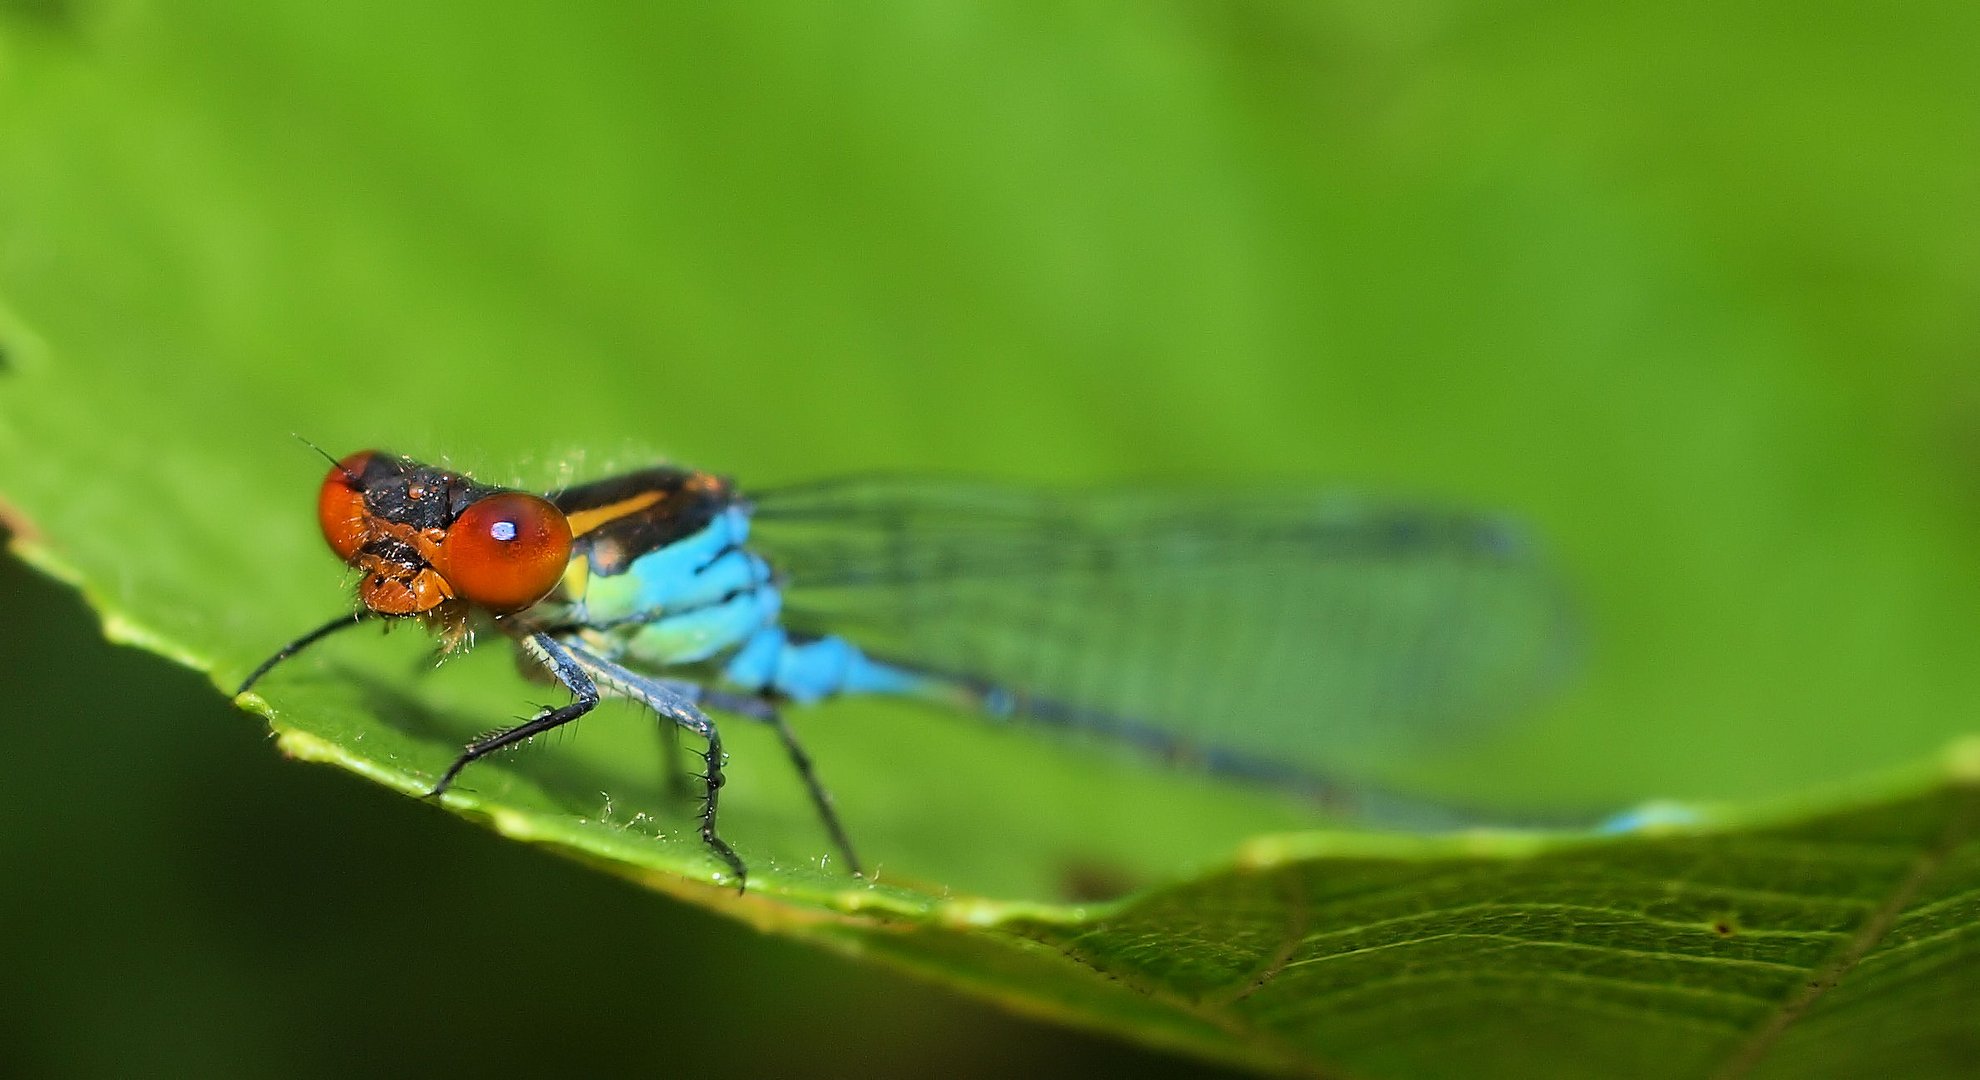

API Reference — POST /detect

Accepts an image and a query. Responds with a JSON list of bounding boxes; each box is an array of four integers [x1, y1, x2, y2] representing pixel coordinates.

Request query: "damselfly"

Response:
[[239, 451, 1577, 886]]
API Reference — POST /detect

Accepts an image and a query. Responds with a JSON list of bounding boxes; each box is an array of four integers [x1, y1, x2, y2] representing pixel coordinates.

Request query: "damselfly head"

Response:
[[315, 450, 573, 618]]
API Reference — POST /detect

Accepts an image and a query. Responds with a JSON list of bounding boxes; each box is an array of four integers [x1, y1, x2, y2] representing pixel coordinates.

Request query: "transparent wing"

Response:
[[748, 477, 1579, 782]]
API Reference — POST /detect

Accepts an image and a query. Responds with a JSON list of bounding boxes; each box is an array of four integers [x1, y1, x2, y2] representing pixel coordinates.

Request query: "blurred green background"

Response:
[[1, 0, 1976, 1076]]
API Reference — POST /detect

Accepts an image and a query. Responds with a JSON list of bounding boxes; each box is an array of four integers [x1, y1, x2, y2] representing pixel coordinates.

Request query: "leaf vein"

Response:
[[1709, 787, 1980, 1079]]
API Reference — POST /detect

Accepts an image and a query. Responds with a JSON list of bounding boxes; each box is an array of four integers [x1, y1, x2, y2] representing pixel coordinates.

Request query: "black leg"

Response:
[[555, 641, 751, 889], [765, 708, 862, 876], [691, 721, 748, 891], [237, 611, 374, 695], [428, 632, 599, 798], [661, 686, 859, 876]]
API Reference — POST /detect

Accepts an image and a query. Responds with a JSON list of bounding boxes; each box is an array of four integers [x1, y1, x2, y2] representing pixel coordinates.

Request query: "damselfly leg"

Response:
[[669, 682, 863, 876], [557, 645, 862, 880], [236, 611, 375, 695], [428, 631, 600, 798], [764, 708, 862, 875], [552, 641, 751, 887]]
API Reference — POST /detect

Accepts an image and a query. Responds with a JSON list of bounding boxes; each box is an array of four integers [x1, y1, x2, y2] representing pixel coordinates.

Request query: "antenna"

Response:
[[292, 434, 360, 484]]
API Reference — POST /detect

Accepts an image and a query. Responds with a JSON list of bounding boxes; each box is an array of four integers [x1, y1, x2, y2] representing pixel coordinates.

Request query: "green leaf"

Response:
[[3, 3, 1977, 1076]]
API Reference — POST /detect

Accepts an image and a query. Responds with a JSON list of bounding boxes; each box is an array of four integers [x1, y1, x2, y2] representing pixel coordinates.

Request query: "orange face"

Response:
[[315, 450, 573, 616]]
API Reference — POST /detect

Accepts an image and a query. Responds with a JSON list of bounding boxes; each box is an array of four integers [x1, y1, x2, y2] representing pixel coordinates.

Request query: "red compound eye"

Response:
[[317, 450, 381, 563], [434, 492, 573, 613]]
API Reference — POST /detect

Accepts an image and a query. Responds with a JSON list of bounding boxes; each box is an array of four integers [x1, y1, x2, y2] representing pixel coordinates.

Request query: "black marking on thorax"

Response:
[[554, 466, 741, 576]]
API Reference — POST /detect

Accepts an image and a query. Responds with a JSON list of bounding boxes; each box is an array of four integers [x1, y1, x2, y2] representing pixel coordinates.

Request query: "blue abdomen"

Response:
[[722, 626, 930, 704]]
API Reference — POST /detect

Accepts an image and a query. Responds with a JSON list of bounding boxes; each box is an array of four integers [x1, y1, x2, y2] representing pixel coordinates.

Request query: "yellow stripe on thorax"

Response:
[[563, 490, 666, 538]]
